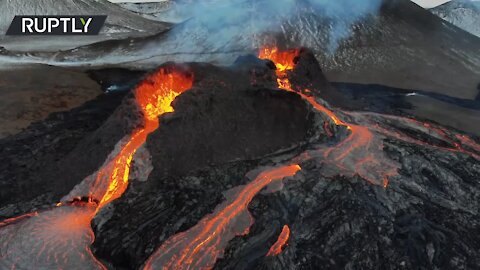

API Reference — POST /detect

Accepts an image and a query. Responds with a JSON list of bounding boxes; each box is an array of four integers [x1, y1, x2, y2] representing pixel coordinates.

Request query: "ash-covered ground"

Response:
[[0, 49, 479, 270]]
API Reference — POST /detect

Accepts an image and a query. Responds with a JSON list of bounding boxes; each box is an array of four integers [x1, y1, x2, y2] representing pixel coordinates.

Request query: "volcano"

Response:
[[0, 47, 479, 270]]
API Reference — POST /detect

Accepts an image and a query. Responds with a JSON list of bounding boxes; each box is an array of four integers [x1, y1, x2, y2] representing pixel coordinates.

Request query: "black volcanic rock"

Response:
[[87, 68, 148, 93], [91, 53, 480, 270], [91, 60, 317, 269], [1, 50, 479, 270], [147, 87, 313, 179], [0, 91, 127, 217]]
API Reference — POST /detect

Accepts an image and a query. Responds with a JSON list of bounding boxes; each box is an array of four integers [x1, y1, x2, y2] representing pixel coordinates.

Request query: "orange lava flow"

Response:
[[0, 68, 194, 270], [359, 113, 480, 160], [259, 46, 395, 187], [258, 47, 346, 127], [258, 47, 300, 91], [0, 212, 38, 228], [259, 46, 480, 189], [93, 68, 194, 209], [143, 165, 301, 270], [0, 205, 106, 270], [266, 225, 291, 257]]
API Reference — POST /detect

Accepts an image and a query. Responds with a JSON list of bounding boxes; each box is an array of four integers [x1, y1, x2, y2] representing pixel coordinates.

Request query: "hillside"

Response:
[[430, 0, 480, 37], [0, 0, 169, 51], [1, 0, 480, 99]]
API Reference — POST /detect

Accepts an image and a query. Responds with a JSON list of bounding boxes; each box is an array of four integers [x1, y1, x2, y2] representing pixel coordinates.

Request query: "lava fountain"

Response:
[[0, 67, 194, 269]]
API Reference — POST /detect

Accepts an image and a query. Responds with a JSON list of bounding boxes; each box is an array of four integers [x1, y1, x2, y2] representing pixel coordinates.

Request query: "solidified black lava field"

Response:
[[1, 49, 479, 270]]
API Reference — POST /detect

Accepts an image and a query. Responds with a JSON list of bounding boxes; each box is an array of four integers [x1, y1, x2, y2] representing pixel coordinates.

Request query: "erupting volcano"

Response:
[[89, 68, 194, 209], [0, 67, 194, 269], [259, 46, 399, 187], [1, 44, 480, 270], [259, 46, 480, 186]]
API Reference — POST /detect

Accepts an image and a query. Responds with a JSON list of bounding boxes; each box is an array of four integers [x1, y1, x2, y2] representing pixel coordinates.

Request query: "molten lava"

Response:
[[143, 165, 301, 270], [259, 46, 480, 188], [0, 205, 105, 270], [259, 46, 397, 187], [93, 68, 194, 209], [0, 67, 194, 270], [258, 47, 345, 126], [2, 48, 479, 270], [266, 225, 291, 257], [258, 47, 299, 91]]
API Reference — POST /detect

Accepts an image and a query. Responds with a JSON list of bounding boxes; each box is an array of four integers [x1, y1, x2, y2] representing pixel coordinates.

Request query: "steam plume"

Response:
[[162, 0, 383, 54]]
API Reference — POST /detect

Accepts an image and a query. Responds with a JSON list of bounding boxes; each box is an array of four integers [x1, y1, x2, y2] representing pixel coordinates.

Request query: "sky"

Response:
[[109, 0, 453, 8]]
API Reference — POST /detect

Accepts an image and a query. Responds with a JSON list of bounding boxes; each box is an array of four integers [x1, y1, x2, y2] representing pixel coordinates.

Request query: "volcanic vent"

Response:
[[1, 47, 480, 270]]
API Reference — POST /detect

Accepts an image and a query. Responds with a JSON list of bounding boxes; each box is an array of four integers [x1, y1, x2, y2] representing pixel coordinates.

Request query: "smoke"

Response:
[[160, 0, 383, 55]]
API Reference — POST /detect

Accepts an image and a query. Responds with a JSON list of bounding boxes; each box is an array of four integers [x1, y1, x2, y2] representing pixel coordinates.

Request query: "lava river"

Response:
[[266, 225, 291, 257], [143, 165, 301, 270], [0, 67, 194, 269], [258, 46, 480, 187], [140, 47, 389, 270]]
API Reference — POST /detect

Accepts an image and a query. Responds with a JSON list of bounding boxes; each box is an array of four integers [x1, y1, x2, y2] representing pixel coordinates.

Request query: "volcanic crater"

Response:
[[0, 47, 479, 270]]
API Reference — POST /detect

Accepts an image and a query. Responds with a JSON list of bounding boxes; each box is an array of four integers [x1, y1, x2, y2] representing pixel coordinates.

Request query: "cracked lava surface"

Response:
[[1, 47, 480, 270]]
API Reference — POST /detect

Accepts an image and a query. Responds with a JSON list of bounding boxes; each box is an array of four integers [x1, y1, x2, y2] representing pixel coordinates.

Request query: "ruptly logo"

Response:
[[6, 16, 107, 35]]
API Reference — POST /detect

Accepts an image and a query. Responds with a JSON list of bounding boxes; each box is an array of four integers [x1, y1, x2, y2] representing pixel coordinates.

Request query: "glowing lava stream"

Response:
[[143, 165, 301, 270], [89, 68, 194, 209], [259, 46, 398, 188], [0, 68, 194, 270], [266, 225, 291, 257]]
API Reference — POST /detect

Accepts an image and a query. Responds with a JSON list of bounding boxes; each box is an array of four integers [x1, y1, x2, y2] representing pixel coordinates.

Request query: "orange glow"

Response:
[[136, 69, 195, 124], [258, 46, 347, 127], [0, 206, 106, 270], [0, 212, 38, 228], [258, 46, 300, 92], [364, 113, 480, 161], [260, 45, 477, 189], [0, 68, 194, 270], [143, 165, 301, 270], [266, 225, 290, 256], [258, 47, 299, 73], [95, 68, 193, 209], [258, 46, 398, 187]]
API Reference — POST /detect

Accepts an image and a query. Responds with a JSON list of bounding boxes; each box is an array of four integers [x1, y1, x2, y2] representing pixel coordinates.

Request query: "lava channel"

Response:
[[266, 225, 291, 257], [143, 165, 301, 270], [259, 46, 399, 188], [259, 46, 480, 187], [0, 67, 194, 269]]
